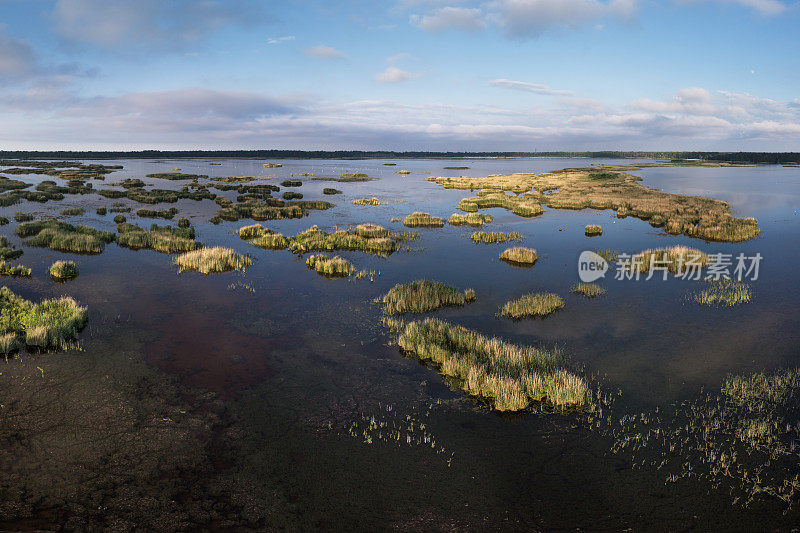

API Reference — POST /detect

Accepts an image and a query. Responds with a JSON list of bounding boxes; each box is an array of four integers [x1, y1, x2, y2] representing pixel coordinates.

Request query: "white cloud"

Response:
[[490, 79, 573, 95], [267, 36, 295, 45], [486, 0, 637, 38], [375, 67, 415, 83], [678, 0, 788, 15], [306, 44, 347, 60], [386, 52, 414, 64], [410, 7, 486, 32]]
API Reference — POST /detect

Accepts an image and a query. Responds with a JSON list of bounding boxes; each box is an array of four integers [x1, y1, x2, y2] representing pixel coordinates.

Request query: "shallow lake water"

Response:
[[1, 157, 799, 530]]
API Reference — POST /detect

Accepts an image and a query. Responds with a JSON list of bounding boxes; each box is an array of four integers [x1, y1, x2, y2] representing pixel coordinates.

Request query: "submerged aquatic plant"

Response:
[[499, 247, 538, 265], [501, 292, 565, 318], [397, 318, 587, 411], [50, 260, 78, 280], [0, 286, 88, 353], [305, 254, 355, 277], [174, 247, 252, 275], [380, 280, 475, 315]]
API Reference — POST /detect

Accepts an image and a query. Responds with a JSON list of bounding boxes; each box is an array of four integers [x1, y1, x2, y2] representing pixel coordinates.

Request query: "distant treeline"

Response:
[[0, 150, 798, 164]]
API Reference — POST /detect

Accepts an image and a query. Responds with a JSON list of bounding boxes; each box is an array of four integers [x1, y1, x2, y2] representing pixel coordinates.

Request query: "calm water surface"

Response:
[[1, 158, 799, 530]]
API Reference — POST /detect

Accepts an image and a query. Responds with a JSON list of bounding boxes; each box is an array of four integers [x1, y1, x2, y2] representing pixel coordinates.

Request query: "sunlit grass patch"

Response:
[[174, 247, 252, 275], [585, 224, 603, 236], [0, 261, 31, 277], [50, 260, 78, 280], [571, 282, 606, 298], [96, 206, 107, 215], [0, 236, 24, 260], [0, 286, 87, 353], [113, 214, 126, 223], [14, 211, 34, 222], [352, 197, 387, 206], [448, 213, 493, 227], [403, 212, 445, 228], [282, 191, 303, 200], [117, 223, 200, 254], [251, 233, 289, 250], [17, 219, 114, 254], [323, 188, 342, 195], [380, 280, 475, 315], [594, 249, 619, 262], [305, 254, 354, 277], [626, 246, 709, 274], [692, 279, 752, 306], [288, 225, 396, 256], [137, 207, 178, 219], [61, 207, 85, 216], [354, 223, 388, 239], [212, 176, 255, 183], [470, 231, 523, 244], [397, 318, 587, 411], [499, 247, 538, 265], [457, 191, 544, 218], [237, 223, 272, 240], [501, 292, 565, 318]]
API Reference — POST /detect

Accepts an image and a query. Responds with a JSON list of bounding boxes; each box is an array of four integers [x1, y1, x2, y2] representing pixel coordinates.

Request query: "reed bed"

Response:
[[585, 224, 603, 236], [137, 207, 178, 219], [380, 280, 474, 315], [352, 197, 387, 206], [594, 249, 619, 262], [0, 286, 88, 353], [14, 212, 34, 222], [626, 246, 709, 274], [470, 231, 523, 244], [501, 292, 565, 318], [50, 260, 78, 280], [177, 217, 191, 228], [323, 188, 342, 195], [353, 223, 388, 239], [174, 247, 252, 274], [0, 261, 31, 277], [403, 212, 445, 228], [283, 191, 303, 200], [305, 254, 354, 277], [693, 279, 752, 306], [0, 236, 24, 260], [397, 318, 587, 411], [456, 192, 544, 217], [61, 207, 85, 216], [113, 214, 126, 223], [448, 213, 493, 227], [499, 247, 538, 265], [571, 283, 606, 298], [237, 224, 272, 240], [287, 225, 396, 256], [17, 219, 115, 254], [96, 207, 107, 215], [117, 223, 200, 254], [251, 233, 289, 250]]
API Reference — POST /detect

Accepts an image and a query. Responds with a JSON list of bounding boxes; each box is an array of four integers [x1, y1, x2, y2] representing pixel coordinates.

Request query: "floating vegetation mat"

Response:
[[397, 318, 587, 411], [600, 369, 800, 508], [380, 280, 475, 315], [0, 286, 87, 353]]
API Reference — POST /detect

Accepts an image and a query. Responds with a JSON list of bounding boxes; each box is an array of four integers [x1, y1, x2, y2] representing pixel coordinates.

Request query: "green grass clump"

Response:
[[470, 231, 523, 244], [17, 219, 114, 254], [380, 280, 474, 315], [174, 247, 252, 275], [323, 188, 342, 195], [146, 172, 207, 180], [237, 223, 272, 239], [117, 223, 200, 254], [693, 279, 752, 306], [0, 236, 23, 260], [281, 180, 302, 187], [0, 217, 8, 225], [14, 211, 34, 222], [354, 223, 388, 239], [397, 318, 587, 411], [594, 249, 619, 263], [585, 224, 603, 236], [177, 217, 190, 228], [96, 207, 107, 215], [0, 261, 31, 277], [0, 286, 88, 353], [500, 247, 538, 265], [571, 283, 606, 298], [352, 197, 386, 206], [137, 207, 178, 220], [61, 207, 85, 216], [501, 292, 565, 318], [282, 191, 303, 200], [288, 225, 396, 256], [251, 233, 289, 250], [627, 246, 709, 274], [403, 212, 445, 228], [448, 213, 493, 227], [305, 254, 354, 277], [114, 214, 126, 223], [50, 260, 78, 280], [312, 173, 374, 182], [212, 176, 255, 183]]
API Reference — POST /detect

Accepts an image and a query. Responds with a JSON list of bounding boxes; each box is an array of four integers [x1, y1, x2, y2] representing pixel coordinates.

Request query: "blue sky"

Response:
[[0, 0, 798, 150]]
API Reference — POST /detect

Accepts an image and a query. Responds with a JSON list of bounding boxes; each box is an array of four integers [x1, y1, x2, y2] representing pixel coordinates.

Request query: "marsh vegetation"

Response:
[[380, 280, 475, 315], [584, 224, 603, 236], [0, 286, 87, 353], [448, 213, 493, 227], [117, 223, 200, 254], [571, 283, 606, 298], [403, 212, 445, 228], [501, 292, 565, 318], [174, 247, 252, 274], [17, 219, 114, 254], [499, 247, 538, 265], [470, 231, 523, 244], [305, 254, 355, 277], [352, 197, 387, 206], [50, 260, 78, 280], [693, 279, 752, 306], [0, 261, 31, 277]]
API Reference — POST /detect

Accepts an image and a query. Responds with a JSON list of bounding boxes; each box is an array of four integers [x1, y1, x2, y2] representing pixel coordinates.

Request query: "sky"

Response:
[[0, 0, 798, 151]]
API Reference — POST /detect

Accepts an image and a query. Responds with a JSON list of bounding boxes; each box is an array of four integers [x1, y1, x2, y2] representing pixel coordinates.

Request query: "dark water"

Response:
[[1, 158, 799, 530]]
